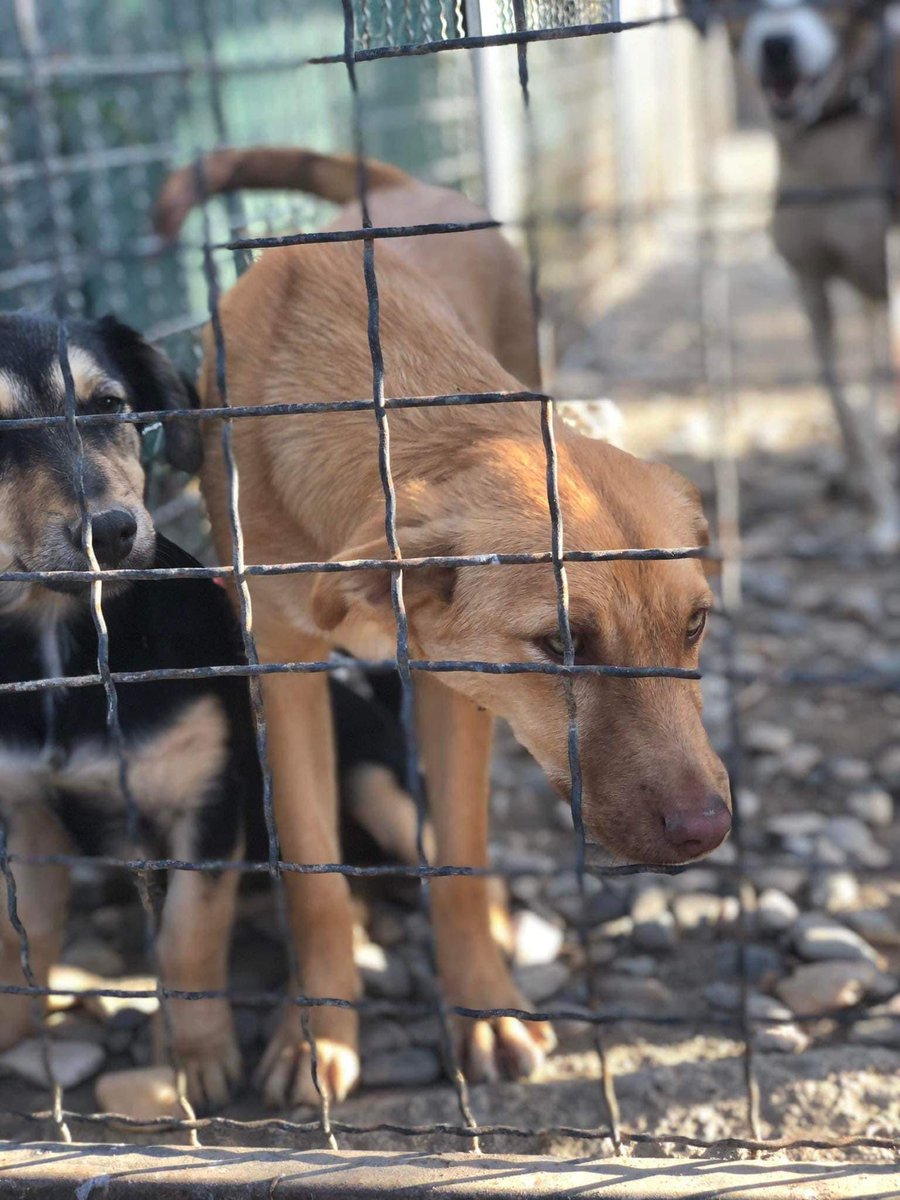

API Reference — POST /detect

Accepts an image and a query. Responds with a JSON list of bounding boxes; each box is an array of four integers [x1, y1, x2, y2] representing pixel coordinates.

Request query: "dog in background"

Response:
[[156, 147, 731, 1108], [689, 0, 900, 547]]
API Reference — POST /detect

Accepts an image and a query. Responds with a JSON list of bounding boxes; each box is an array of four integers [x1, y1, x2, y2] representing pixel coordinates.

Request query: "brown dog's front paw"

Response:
[[453, 1012, 556, 1083], [155, 1001, 242, 1110], [256, 1009, 360, 1108]]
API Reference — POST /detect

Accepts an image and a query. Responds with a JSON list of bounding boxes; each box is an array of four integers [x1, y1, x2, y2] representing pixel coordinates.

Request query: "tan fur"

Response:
[[0, 370, 27, 417], [157, 148, 728, 1105]]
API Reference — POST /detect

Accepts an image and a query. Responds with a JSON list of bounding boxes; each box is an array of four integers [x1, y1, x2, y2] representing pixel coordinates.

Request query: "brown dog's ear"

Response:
[[694, 513, 722, 579], [311, 522, 457, 633]]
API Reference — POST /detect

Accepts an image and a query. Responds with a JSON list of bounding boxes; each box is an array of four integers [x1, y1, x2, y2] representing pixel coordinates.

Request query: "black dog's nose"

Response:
[[762, 33, 795, 71], [72, 509, 137, 567]]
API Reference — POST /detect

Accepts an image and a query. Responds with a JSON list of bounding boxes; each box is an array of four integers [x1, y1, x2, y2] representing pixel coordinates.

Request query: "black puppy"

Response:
[[0, 311, 424, 1109]]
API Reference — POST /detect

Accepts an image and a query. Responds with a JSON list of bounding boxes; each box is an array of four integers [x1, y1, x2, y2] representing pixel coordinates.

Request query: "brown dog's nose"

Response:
[[72, 509, 137, 568], [662, 796, 731, 857]]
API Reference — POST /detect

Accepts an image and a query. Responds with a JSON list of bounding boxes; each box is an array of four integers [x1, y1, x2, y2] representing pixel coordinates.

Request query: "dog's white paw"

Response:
[[453, 1012, 556, 1083], [256, 1012, 360, 1108], [156, 1000, 241, 1110]]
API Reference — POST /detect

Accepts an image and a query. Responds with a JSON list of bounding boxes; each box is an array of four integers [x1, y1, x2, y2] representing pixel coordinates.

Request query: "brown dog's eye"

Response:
[[540, 630, 583, 662], [686, 608, 708, 643], [88, 392, 126, 415]]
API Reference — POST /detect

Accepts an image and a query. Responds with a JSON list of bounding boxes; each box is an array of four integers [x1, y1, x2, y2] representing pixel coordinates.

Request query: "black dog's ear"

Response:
[[95, 315, 203, 475]]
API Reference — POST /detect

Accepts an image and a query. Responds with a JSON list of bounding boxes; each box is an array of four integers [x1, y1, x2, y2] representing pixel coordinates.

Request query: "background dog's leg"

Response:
[[255, 638, 359, 1108], [0, 806, 70, 1050], [798, 273, 898, 544], [155, 853, 242, 1108], [415, 675, 556, 1082]]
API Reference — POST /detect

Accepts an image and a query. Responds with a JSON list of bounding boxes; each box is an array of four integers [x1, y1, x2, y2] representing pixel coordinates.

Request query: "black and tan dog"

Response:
[[0, 310, 424, 1109]]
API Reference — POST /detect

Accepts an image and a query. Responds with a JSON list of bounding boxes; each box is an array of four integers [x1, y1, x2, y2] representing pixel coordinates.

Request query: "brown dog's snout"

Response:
[[662, 794, 731, 857], [69, 508, 137, 568]]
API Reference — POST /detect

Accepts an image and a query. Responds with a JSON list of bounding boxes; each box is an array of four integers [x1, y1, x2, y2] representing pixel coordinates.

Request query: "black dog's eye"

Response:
[[87, 392, 126, 415], [687, 608, 708, 643], [539, 630, 584, 662]]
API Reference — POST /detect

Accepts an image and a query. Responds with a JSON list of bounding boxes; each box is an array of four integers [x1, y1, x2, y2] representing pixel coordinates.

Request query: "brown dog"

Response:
[[155, 148, 731, 1107]]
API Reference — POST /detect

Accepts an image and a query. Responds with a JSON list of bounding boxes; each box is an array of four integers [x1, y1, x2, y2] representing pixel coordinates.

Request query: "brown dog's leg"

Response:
[[0, 805, 70, 1050], [155, 855, 242, 1108], [416, 675, 556, 1081], [255, 633, 359, 1108]]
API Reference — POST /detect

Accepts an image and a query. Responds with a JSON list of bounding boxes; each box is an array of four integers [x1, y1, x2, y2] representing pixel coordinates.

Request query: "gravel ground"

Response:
[[1, 136, 898, 1170]]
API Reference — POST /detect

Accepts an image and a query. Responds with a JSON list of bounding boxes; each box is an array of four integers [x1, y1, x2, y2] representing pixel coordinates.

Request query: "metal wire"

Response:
[[0, 0, 897, 1173]]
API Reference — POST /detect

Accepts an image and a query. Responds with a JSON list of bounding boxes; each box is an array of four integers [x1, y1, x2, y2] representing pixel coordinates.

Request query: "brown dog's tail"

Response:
[[153, 147, 410, 241]]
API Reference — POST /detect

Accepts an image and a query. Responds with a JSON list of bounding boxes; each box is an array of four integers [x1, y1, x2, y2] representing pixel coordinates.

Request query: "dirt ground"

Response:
[[1, 133, 898, 1173]]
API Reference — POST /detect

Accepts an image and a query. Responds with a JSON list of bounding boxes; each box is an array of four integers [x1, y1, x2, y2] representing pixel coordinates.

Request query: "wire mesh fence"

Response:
[[0, 0, 898, 1189]]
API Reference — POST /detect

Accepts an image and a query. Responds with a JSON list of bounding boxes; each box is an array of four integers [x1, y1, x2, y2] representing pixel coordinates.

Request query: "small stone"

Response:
[[846, 787, 894, 829], [615, 956, 656, 977], [704, 984, 790, 1023], [808, 836, 848, 866], [767, 812, 825, 839], [780, 743, 822, 780], [61, 939, 125, 978], [95, 1066, 185, 1126], [83, 976, 159, 1021], [753, 867, 806, 896], [46, 964, 96, 1013], [830, 756, 873, 786], [598, 975, 673, 1011], [756, 888, 799, 936], [355, 943, 411, 1000], [776, 960, 882, 1016], [820, 817, 890, 869], [735, 790, 760, 822], [836, 584, 882, 626], [511, 910, 564, 968], [808, 870, 859, 914], [876, 745, 900, 789], [714, 942, 781, 985], [44, 1011, 104, 1043], [672, 892, 723, 931], [849, 1016, 900, 1047], [630, 886, 670, 923], [104, 1008, 149, 1057], [514, 962, 569, 1003], [745, 722, 794, 754], [793, 913, 880, 964], [363, 1047, 441, 1088], [633, 911, 677, 953], [670, 868, 719, 893], [706, 839, 737, 865], [846, 909, 900, 947], [754, 1023, 810, 1053], [0, 1038, 105, 1088]]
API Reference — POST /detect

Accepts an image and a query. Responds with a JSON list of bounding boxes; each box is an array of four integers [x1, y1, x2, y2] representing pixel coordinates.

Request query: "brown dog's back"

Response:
[[154, 146, 541, 389]]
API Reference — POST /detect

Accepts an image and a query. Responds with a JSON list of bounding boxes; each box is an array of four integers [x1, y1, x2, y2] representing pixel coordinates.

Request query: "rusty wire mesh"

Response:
[[0, 0, 898, 1174]]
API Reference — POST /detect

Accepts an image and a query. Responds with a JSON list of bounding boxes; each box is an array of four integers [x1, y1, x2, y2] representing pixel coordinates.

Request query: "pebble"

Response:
[[776, 960, 882, 1016], [672, 892, 723, 932], [846, 909, 900, 947], [753, 867, 806, 897], [755, 888, 799, 936], [735, 790, 760, 822], [83, 975, 159, 1021], [670, 868, 719, 893], [44, 1011, 104, 1043], [780, 743, 822, 780], [511, 910, 564, 968], [792, 914, 881, 964], [837, 584, 882, 626], [745, 722, 794, 754], [820, 817, 890, 869], [830, 757, 872, 786], [767, 812, 825, 839], [713, 943, 782, 986], [754, 1023, 810, 1053], [46, 964, 95, 1013], [808, 870, 859, 914], [598, 976, 673, 1011], [95, 1066, 184, 1125], [514, 962, 569, 1003], [704, 984, 791, 1022], [363, 1047, 442, 1088], [876, 745, 900, 789], [846, 787, 893, 829], [848, 1016, 900, 1048], [632, 911, 677, 953], [61, 939, 126, 978], [615, 956, 656, 977], [0, 1038, 105, 1088], [355, 943, 411, 999]]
